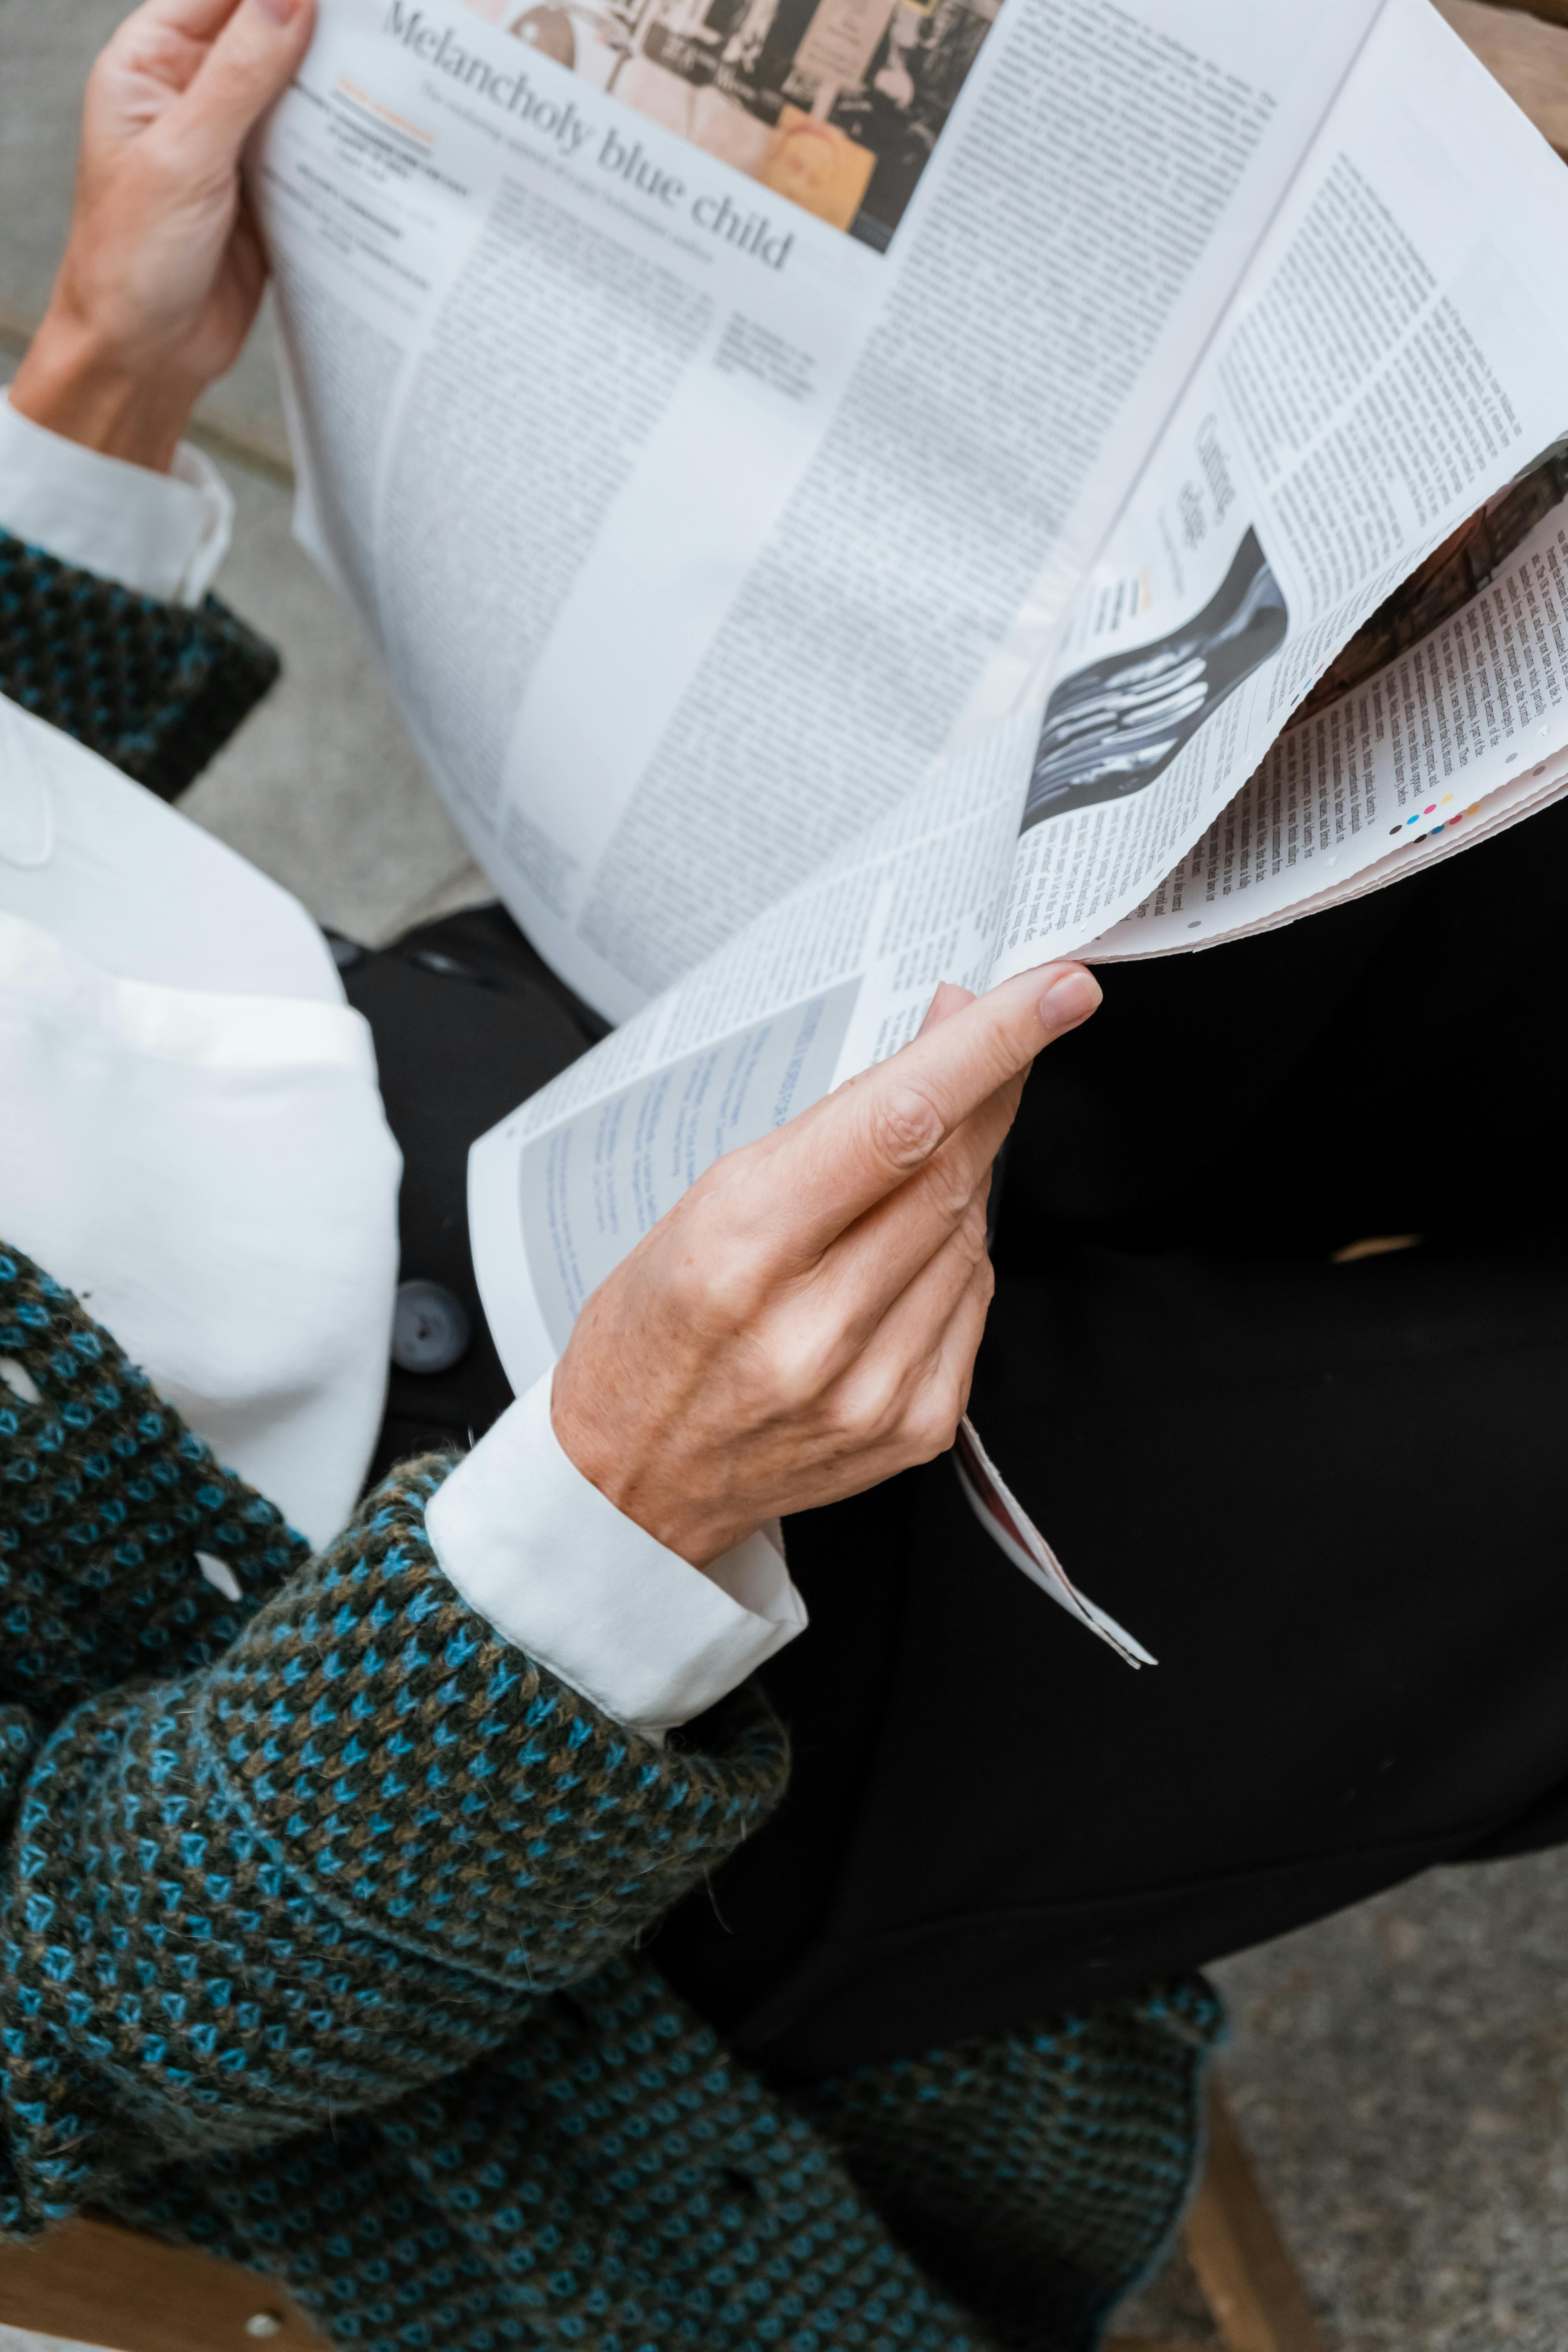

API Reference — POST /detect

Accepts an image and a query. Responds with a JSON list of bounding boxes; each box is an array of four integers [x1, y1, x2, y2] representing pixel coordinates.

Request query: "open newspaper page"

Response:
[[1093, 446, 1568, 954], [466, 694, 1158, 1658], [470, 440, 1568, 1409], [982, 0, 1568, 983], [250, 0, 1381, 1018]]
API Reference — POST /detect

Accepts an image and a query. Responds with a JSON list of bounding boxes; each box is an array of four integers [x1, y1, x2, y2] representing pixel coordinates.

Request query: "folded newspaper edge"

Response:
[[952, 1417, 1156, 1669]]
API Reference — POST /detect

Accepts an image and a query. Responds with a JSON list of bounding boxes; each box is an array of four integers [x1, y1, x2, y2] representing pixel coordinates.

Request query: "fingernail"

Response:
[[250, 0, 303, 23], [1037, 966, 1101, 1029]]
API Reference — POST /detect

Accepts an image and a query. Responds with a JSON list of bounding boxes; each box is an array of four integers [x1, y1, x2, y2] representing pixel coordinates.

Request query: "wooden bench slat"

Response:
[[1183, 2086, 1328, 2352], [0, 2216, 324, 2352]]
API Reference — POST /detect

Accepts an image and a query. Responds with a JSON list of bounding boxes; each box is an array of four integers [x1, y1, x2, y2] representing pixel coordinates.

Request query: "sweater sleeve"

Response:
[[0, 527, 279, 801], [0, 1250, 789, 2236]]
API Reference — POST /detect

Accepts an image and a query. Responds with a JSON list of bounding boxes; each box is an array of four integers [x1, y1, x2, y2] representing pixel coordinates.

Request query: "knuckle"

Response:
[[681, 1162, 734, 1232], [905, 1390, 962, 1461], [667, 1188, 781, 1325], [687, 1253, 765, 1331], [692, 1142, 747, 1194], [833, 1361, 902, 1447], [924, 1162, 976, 1227], [869, 1085, 945, 1176], [763, 1325, 829, 1413], [959, 1199, 990, 1260]]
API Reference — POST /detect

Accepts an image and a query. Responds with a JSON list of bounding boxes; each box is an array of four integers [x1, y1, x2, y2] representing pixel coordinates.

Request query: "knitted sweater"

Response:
[[0, 530, 1224, 2352], [0, 526, 278, 801]]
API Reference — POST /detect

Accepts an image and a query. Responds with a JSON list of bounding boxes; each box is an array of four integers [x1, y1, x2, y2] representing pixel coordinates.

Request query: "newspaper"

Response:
[[253, 0, 1568, 1654], [253, 0, 1392, 1017]]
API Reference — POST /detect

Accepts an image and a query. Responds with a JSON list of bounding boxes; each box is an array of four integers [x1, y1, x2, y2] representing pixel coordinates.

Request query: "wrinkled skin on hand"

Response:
[[552, 963, 1101, 1567]]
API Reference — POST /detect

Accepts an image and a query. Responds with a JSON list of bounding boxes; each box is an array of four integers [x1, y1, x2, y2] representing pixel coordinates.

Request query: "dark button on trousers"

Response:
[[345, 801, 1568, 2078]]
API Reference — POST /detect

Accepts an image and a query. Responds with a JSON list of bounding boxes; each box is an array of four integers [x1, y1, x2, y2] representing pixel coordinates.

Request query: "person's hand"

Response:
[[551, 962, 1101, 1567], [10, 0, 315, 473]]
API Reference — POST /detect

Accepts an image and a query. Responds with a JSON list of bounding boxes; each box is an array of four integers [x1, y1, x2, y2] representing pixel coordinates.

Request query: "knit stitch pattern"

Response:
[[792, 1982, 1223, 2351], [0, 1252, 308, 1720], [113, 1962, 998, 2352], [110, 1964, 1219, 2352], [0, 1237, 1217, 2352], [0, 528, 278, 800], [0, 1247, 786, 2229]]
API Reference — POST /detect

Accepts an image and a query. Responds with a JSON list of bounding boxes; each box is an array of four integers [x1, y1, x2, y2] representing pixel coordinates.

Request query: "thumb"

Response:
[[166, 0, 316, 178]]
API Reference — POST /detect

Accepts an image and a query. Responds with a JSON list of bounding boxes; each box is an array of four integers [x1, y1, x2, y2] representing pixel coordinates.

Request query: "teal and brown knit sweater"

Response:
[[0, 527, 1223, 2352]]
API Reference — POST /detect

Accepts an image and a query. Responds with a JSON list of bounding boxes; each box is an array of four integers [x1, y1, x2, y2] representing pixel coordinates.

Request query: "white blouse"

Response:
[[0, 390, 803, 1740]]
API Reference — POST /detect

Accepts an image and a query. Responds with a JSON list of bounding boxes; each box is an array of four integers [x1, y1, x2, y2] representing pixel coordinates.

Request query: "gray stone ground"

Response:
[[7, 8, 1568, 2350], [1116, 1856, 1568, 2349]]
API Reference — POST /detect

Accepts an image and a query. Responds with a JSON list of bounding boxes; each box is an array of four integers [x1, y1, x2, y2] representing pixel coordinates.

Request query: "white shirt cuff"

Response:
[[0, 387, 233, 606], [424, 1369, 807, 1741]]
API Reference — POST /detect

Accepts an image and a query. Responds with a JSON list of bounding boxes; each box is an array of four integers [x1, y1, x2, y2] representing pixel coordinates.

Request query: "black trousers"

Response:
[[345, 799, 1568, 2079]]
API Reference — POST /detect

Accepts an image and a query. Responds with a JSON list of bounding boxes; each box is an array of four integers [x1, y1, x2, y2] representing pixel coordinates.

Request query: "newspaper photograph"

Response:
[[456, 0, 1001, 252], [1096, 443, 1568, 954]]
